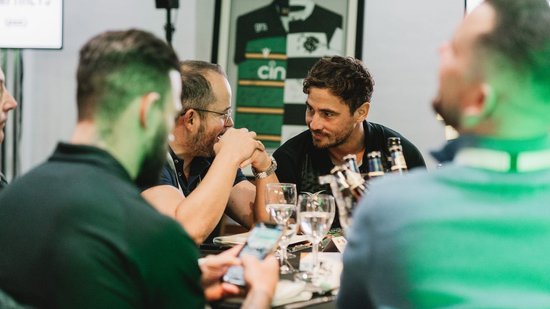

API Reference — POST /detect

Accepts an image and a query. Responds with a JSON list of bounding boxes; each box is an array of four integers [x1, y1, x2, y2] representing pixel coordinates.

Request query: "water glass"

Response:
[[296, 193, 335, 282], [265, 183, 297, 272]]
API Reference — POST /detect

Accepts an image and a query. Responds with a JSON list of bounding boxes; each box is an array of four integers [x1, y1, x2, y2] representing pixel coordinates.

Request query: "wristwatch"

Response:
[[252, 155, 277, 179]]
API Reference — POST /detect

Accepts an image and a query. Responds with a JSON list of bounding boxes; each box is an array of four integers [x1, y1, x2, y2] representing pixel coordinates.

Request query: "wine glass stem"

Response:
[[312, 239, 319, 273], [279, 243, 288, 266]]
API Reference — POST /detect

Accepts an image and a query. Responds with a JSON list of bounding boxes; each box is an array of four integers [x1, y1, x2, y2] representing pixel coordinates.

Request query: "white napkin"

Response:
[[299, 252, 343, 291], [271, 280, 312, 307], [213, 232, 309, 246], [223, 280, 312, 306], [213, 232, 250, 246]]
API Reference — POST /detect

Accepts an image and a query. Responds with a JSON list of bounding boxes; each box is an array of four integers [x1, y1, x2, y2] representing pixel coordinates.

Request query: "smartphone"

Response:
[[222, 222, 283, 286]]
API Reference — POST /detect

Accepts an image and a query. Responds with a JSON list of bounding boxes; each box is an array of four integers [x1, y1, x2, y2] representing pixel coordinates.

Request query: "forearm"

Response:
[[141, 185, 183, 218], [175, 153, 241, 244], [241, 289, 272, 309], [225, 172, 278, 228]]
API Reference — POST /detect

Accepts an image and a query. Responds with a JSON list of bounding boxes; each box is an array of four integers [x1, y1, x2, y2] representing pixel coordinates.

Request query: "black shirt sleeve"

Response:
[[400, 136, 427, 171], [273, 142, 301, 185], [138, 163, 178, 192], [365, 121, 426, 171]]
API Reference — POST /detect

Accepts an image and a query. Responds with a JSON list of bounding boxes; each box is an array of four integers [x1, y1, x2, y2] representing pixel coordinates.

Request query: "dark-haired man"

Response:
[[339, 0, 550, 307], [272, 56, 425, 226], [0, 66, 18, 190], [0, 29, 278, 308]]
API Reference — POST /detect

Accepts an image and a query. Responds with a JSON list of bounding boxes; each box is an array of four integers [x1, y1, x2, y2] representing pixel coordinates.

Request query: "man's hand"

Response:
[[201, 248, 279, 307], [241, 254, 279, 308], [248, 142, 272, 172], [213, 128, 264, 167], [200, 246, 241, 301]]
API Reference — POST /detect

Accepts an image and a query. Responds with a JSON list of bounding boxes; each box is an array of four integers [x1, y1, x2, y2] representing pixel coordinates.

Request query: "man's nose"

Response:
[[2, 90, 17, 111], [308, 113, 323, 131], [224, 114, 234, 128]]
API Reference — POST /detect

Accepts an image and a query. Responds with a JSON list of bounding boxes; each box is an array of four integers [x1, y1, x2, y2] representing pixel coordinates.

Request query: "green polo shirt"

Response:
[[339, 135, 550, 308]]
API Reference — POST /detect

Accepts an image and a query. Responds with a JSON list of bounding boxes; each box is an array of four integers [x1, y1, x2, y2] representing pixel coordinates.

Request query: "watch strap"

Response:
[[252, 156, 277, 179]]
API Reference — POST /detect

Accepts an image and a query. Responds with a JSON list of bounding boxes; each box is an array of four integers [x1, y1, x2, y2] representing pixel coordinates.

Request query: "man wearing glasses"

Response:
[[141, 60, 275, 244]]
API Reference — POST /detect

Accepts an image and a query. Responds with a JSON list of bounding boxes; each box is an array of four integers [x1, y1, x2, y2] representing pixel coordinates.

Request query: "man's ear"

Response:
[[355, 102, 370, 122], [139, 92, 161, 128], [180, 109, 200, 129], [462, 83, 494, 128]]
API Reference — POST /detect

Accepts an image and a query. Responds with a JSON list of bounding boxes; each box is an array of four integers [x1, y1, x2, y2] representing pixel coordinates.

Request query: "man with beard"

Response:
[[272, 56, 425, 226], [339, 0, 550, 308], [0, 30, 278, 308], [0, 66, 18, 190], [141, 60, 275, 244]]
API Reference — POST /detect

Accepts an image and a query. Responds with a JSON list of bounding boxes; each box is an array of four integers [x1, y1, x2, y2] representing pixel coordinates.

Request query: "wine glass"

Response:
[[277, 211, 299, 274], [265, 183, 297, 272], [295, 193, 335, 282]]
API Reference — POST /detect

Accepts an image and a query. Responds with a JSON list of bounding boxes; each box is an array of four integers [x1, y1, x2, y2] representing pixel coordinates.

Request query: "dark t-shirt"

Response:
[[273, 121, 426, 226], [0, 143, 204, 308], [143, 149, 248, 243]]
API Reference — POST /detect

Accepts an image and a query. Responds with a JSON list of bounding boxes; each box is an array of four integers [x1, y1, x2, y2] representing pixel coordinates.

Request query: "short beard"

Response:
[[432, 96, 460, 129], [311, 127, 354, 150], [191, 123, 216, 158], [135, 125, 168, 189]]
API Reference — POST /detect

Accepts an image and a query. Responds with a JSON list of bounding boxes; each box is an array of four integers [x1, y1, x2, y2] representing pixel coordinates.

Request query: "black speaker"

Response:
[[156, 0, 179, 9]]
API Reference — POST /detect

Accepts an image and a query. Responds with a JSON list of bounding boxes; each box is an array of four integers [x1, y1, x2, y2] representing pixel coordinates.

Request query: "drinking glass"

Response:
[[295, 193, 335, 282], [265, 183, 297, 272], [277, 213, 298, 274]]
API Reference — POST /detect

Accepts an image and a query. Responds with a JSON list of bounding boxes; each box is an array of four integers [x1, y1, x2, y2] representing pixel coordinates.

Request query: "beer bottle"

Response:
[[387, 137, 408, 174], [329, 166, 351, 192], [330, 165, 366, 200], [343, 154, 360, 173], [344, 167, 367, 199], [366, 151, 385, 179]]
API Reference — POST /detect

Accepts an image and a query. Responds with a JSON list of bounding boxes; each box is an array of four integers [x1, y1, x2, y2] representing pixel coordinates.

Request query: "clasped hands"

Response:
[[213, 128, 273, 172]]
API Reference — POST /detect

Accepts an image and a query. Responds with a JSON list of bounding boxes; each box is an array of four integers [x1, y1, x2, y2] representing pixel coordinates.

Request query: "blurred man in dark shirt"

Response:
[[0, 29, 278, 309]]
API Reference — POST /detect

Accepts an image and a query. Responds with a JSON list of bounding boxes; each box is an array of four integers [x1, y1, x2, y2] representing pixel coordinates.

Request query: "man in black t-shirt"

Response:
[[261, 56, 425, 227]]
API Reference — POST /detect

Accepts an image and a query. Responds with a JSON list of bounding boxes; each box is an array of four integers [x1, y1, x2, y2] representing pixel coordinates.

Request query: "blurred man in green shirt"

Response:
[[339, 0, 550, 307]]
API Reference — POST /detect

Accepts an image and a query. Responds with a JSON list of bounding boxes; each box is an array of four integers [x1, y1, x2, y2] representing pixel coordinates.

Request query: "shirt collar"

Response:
[[50, 142, 132, 181], [168, 147, 212, 188], [432, 134, 550, 173], [288, 0, 315, 21]]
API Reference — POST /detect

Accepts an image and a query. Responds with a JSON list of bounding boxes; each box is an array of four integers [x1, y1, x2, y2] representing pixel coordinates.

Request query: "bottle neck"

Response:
[[389, 149, 408, 173]]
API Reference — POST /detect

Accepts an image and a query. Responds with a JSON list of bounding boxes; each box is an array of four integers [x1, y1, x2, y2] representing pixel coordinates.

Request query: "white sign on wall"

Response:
[[0, 0, 63, 49], [467, 0, 550, 14]]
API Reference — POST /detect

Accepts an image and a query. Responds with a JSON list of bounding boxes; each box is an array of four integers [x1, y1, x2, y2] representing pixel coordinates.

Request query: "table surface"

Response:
[[201, 237, 341, 309]]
